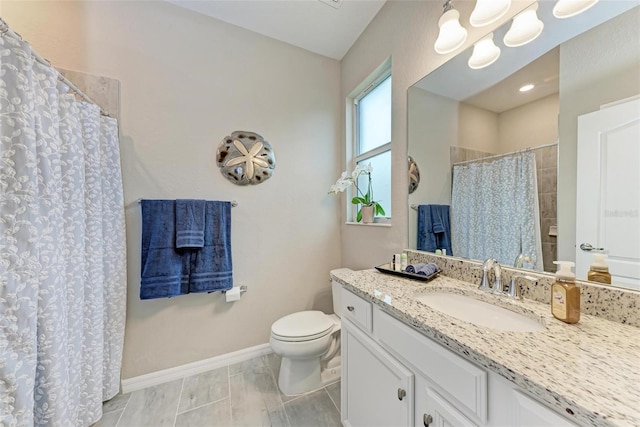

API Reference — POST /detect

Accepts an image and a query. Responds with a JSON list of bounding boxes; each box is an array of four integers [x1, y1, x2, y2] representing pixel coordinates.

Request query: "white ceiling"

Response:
[[166, 0, 387, 60]]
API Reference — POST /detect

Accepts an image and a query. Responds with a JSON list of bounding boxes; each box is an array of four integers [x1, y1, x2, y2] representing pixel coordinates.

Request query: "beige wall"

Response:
[[558, 8, 640, 262], [339, 0, 533, 270], [498, 94, 559, 152], [2, 1, 342, 378], [459, 102, 500, 153]]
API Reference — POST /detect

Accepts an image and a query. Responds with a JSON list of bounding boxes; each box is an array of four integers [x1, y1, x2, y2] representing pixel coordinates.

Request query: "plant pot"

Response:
[[361, 205, 375, 224]]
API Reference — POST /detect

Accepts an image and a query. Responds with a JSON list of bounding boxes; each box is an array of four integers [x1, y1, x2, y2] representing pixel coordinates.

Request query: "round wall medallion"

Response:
[[216, 131, 276, 186], [408, 156, 420, 194]]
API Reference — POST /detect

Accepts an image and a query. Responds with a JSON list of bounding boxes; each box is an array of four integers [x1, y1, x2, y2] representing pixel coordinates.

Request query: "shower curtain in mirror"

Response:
[[451, 152, 543, 270], [0, 33, 126, 426]]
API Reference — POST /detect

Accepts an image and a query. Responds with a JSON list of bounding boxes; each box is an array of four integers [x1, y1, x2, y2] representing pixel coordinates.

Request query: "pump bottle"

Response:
[[551, 261, 580, 324], [588, 253, 612, 285]]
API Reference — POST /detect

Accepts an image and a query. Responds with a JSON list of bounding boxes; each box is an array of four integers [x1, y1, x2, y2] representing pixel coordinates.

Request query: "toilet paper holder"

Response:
[[222, 285, 247, 295]]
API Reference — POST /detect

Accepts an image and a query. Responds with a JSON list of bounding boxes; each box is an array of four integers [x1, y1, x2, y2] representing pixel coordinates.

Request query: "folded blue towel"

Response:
[[189, 201, 233, 293], [405, 263, 439, 276], [176, 199, 206, 248], [140, 200, 189, 299]]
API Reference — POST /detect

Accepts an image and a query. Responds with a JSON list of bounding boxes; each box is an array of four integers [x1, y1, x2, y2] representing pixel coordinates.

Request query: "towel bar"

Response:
[[132, 199, 238, 207]]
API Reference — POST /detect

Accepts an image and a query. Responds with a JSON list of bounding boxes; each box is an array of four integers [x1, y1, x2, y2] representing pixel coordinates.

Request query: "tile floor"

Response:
[[94, 353, 341, 427]]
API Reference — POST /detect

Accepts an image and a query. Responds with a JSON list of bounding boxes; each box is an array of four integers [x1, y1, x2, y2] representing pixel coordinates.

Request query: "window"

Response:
[[354, 73, 391, 220]]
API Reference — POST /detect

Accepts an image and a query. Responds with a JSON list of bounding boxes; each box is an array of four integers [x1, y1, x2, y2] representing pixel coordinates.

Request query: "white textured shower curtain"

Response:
[[451, 152, 543, 270], [0, 33, 126, 426]]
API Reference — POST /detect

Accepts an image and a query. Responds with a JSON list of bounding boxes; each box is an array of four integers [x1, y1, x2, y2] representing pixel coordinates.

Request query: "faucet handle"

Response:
[[507, 274, 537, 299]]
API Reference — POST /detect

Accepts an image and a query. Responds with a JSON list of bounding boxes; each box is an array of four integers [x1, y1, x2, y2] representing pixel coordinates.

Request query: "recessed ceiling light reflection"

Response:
[[519, 84, 535, 92]]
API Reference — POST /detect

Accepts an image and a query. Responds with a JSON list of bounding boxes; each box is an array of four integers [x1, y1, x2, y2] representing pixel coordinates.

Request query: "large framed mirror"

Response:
[[408, 1, 639, 290]]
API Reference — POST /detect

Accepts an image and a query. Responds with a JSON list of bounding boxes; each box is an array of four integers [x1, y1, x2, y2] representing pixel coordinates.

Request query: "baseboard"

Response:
[[121, 343, 272, 394]]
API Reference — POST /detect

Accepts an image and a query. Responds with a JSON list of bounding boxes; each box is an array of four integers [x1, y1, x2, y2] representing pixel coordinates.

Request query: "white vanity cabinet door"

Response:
[[342, 318, 414, 427], [416, 377, 477, 427], [512, 390, 577, 426]]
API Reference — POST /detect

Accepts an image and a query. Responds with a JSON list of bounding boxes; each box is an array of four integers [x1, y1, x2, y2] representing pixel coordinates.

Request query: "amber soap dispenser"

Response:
[[551, 261, 580, 324], [588, 253, 612, 285]]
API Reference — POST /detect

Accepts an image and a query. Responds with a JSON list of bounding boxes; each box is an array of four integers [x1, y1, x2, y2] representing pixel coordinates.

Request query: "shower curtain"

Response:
[[0, 32, 126, 426], [451, 152, 543, 270]]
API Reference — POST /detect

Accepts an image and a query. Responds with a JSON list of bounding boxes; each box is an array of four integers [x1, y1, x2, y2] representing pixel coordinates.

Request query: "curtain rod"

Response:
[[453, 142, 558, 167], [0, 18, 111, 117]]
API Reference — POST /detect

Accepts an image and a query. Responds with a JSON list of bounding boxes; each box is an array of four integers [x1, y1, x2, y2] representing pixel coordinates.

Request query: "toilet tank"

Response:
[[331, 279, 342, 318]]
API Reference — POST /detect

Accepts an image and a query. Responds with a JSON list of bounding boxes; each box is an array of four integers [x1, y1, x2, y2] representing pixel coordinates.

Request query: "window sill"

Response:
[[345, 221, 392, 228]]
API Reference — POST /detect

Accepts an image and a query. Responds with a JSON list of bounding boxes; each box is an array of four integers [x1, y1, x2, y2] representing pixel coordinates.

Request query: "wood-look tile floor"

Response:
[[94, 353, 341, 427]]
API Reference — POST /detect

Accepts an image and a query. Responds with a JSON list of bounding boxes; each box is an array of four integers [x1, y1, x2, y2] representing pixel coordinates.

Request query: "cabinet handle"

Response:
[[347, 306, 355, 312], [397, 388, 406, 401], [423, 414, 433, 426]]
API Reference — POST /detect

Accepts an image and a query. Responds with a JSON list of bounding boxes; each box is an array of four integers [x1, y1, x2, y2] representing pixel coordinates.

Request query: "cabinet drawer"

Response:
[[342, 289, 373, 333], [374, 308, 487, 422]]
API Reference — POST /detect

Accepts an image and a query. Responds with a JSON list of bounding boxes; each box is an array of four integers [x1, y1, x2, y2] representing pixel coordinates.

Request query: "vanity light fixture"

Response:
[[434, 0, 468, 54], [468, 33, 501, 69], [470, 0, 511, 27], [553, 0, 599, 19], [519, 84, 535, 92], [504, 2, 544, 47]]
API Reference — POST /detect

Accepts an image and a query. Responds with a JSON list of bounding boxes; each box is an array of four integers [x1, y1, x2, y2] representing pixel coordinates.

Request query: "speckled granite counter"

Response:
[[330, 268, 640, 427]]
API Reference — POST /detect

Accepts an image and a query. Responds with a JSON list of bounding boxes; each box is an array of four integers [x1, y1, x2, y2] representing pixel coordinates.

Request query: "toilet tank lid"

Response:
[[271, 310, 334, 338]]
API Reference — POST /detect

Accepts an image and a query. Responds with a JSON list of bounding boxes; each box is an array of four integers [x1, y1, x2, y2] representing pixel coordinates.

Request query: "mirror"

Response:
[[408, 2, 639, 290]]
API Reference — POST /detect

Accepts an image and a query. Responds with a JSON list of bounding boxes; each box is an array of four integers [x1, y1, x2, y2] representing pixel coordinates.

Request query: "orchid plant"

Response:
[[329, 163, 386, 222]]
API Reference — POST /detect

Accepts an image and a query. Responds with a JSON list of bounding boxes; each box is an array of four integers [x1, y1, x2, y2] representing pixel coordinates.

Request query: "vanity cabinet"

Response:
[[342, 321, 414, 426], [340, 288, 577, 427]]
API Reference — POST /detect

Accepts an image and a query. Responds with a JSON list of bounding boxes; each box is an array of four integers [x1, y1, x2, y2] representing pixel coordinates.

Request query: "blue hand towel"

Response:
[[175, 199, 206, 248], [189, 201, 233, 293], [405, 263, 439, 276], [417, 204, 453, 256], [140, 200, 189, 299]]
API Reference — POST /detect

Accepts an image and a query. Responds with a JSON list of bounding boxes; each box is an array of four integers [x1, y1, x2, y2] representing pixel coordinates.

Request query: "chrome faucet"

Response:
[[507, 274, 538, 299], [479, 259, 502, 293]]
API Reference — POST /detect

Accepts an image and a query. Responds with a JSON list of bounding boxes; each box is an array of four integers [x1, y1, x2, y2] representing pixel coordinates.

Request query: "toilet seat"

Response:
[[271, 311, 335, 342]]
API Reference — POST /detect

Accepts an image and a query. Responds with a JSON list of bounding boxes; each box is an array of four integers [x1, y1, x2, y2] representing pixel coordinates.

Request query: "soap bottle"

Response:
[[588, 253, 612, 285], [551, 261, 580, 324], [400, 253, 408, 271]]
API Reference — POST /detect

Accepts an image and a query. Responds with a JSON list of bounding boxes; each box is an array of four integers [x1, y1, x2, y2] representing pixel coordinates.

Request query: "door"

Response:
[[342, 319, 414, 427], [415, 379, 476, 427], [576, 98, 640, 289]]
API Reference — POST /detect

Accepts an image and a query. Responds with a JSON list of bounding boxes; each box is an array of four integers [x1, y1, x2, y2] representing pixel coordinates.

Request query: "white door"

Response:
[[342, 320, 414, 427], [576, 98, 640, 289]]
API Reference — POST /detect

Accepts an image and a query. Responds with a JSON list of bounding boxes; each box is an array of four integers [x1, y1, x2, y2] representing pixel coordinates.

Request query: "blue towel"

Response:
[[417, 204, 453, 256], [175, 199, 206, 248], [140, 200, 189, 299], [189, 201, 233, 293], [405, 263, 439, 276]]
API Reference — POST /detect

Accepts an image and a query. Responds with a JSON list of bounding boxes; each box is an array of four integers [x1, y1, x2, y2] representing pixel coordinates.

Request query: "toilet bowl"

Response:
[[269, 277, 342, 396]]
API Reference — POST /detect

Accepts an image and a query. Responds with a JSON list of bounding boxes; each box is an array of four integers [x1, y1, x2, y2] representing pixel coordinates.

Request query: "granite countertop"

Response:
[[330, 268, 640, 427]]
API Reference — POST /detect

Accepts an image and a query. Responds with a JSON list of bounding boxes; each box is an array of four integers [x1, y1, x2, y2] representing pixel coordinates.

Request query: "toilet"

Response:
[[270, 278, 342, 396]]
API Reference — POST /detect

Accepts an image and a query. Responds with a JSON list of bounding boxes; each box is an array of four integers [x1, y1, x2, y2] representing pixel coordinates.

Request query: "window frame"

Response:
[[351, 71, 392, 223]]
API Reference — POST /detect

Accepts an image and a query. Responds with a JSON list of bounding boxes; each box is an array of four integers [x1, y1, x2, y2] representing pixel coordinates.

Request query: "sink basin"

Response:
[[416, 292, 545, 332]]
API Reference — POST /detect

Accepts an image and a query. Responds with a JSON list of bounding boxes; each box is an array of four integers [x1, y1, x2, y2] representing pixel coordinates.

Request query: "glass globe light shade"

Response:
[[434, 8, 468, 54], [504, 2, 544, 47], [468, 33, 501, 69], [553, 0, 599, 19], [470, 0, 511, 27]]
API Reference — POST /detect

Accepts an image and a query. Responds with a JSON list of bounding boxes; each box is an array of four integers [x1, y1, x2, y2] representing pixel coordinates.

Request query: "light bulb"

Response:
[[504, 2, 544, 47], [434, 8, 468, 54], [470, 0, 511, 27], [468, 33, 501, 70]]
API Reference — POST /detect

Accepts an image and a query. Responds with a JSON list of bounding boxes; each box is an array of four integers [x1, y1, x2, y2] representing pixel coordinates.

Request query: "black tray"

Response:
[[375, 263, 440, 282]]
